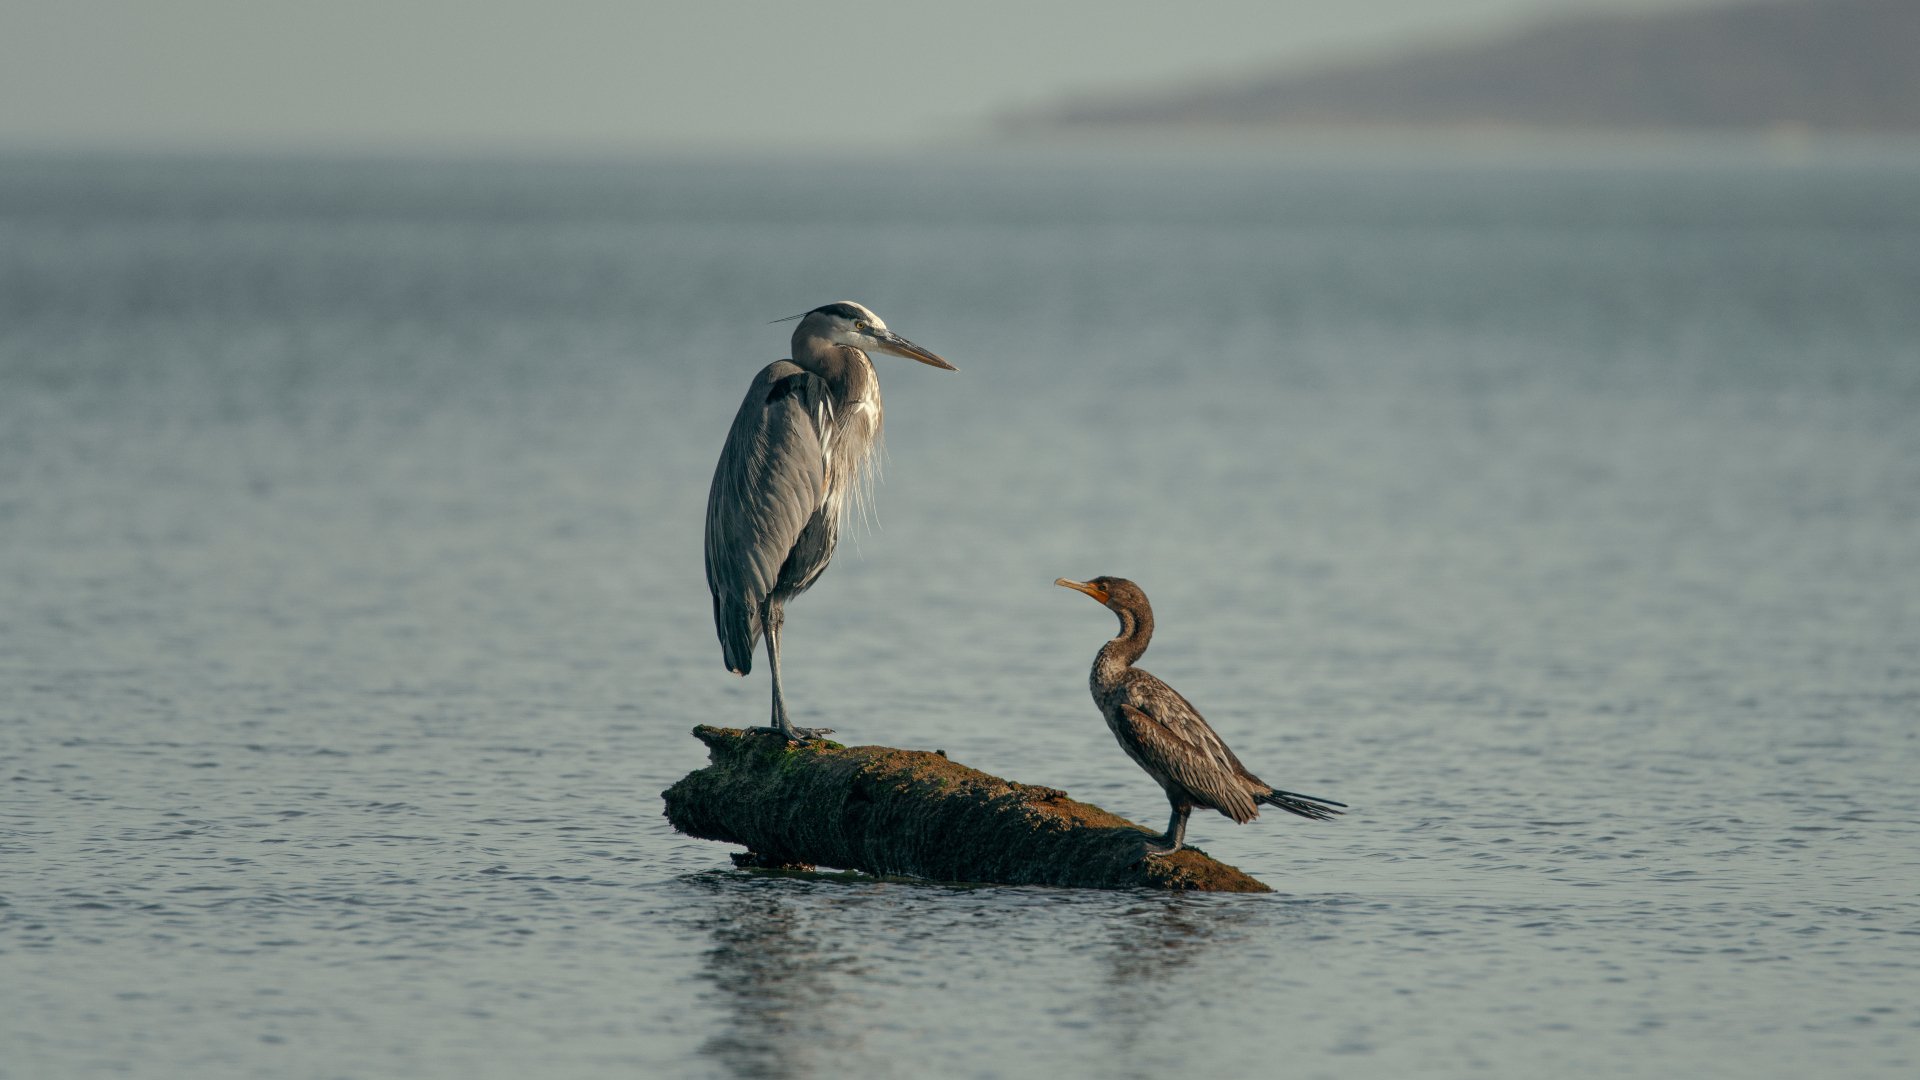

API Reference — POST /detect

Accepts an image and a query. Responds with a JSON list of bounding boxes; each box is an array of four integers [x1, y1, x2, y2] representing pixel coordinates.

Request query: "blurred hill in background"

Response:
[[1002, 0, 1920, 136]]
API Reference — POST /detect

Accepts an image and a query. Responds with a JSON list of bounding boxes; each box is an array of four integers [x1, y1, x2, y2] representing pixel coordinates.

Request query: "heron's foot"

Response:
[[752, 723, 835, 743]]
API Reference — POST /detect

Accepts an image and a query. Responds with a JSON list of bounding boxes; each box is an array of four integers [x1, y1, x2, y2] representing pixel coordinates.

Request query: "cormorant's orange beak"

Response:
[[1055, 578, 1110, 604]]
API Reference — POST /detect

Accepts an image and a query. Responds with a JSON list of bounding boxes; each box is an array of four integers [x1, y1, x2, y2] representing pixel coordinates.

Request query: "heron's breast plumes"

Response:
[[825, 389, 883, 530]]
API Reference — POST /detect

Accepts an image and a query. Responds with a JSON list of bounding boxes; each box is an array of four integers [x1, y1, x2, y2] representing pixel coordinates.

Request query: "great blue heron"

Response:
[[706, 301, 954, 741], [1055, 576, 1345, 854]]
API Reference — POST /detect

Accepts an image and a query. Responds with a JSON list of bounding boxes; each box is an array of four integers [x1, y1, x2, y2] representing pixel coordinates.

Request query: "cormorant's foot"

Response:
[[1142, 838, 1184, 858], [751, 723, 835, 743]]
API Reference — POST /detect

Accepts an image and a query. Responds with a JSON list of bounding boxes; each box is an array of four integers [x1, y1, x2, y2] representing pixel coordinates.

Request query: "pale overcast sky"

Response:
[[0, 0, 1730, 153]]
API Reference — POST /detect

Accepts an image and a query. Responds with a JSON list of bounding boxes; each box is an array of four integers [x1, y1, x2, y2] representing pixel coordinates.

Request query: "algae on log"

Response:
[[662, 725, 1272, 893]]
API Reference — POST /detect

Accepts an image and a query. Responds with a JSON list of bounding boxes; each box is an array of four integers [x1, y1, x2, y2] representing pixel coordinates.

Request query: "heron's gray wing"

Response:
[[705, 362, 832, 672], [1115, 693, 1262, 823]]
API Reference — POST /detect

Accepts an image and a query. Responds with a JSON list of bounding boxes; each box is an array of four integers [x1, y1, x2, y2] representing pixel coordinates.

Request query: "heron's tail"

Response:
[[715, 595, 760, 676], [1258, 786, 1347, 822]]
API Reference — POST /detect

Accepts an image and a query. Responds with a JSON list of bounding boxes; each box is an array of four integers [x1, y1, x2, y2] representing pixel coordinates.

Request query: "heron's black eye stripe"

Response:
[[807, 302, 869, 321]]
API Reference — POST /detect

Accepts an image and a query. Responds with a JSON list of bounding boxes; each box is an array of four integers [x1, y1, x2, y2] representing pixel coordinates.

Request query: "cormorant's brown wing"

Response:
[[1115, 699, 1262, 824], [704, 362, 832, 672]]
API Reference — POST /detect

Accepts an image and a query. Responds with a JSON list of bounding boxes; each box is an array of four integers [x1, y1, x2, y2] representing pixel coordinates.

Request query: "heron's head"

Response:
[[792, 301, 956, 370], [1055, 576, 1148, 613]]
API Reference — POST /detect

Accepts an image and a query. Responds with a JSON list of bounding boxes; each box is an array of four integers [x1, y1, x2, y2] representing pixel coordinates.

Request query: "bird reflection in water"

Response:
[[692, 886, 859, 1079], [1105, 897, 1246, 984], [1099, 897, 1262, 1059]]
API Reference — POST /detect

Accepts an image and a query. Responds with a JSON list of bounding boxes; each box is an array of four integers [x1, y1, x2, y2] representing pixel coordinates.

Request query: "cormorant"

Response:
[[1056, 576, 1345, 854]]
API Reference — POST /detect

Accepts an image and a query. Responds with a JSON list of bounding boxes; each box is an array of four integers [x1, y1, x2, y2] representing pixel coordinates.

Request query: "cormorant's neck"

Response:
[[1095, 603, 1153, 682], [791, 335, 874, 402]]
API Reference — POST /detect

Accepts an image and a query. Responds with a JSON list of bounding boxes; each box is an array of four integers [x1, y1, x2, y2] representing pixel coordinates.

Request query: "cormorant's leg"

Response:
[[755, 600, 832, 742], [1146, 803, 1190, 856]]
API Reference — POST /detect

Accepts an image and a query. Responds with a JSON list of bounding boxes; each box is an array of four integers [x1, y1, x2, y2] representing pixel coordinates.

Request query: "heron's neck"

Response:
[[1095, 605, 1153, 683], [792, 336, 876, 406], [793, 336, 883, 524]]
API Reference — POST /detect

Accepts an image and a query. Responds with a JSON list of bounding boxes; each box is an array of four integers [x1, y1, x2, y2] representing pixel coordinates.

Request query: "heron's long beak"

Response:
[[869, 330, 957, 371], [1055, 578, 1110, 604]]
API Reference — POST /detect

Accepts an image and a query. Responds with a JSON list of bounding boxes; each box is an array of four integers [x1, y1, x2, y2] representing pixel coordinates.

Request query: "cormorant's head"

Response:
[[788, 301, 955, 370], [1054, 575, 1149, 614]]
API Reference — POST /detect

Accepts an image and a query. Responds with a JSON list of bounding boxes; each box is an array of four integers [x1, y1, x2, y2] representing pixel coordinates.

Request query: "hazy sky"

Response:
[[0, 0, 1729, 153]]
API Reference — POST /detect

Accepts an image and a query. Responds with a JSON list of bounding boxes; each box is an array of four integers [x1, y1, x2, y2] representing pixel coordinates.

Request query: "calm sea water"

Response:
[[2, 146, 1917, 1079]]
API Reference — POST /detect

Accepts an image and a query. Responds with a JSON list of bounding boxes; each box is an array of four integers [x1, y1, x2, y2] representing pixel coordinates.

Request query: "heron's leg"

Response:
[[757, 600, 832, 742], [1145, 803, 1190, 856]]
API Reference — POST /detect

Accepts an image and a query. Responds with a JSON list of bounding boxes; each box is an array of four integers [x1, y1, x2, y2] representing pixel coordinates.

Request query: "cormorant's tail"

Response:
[[1258, 787, 1347, 822]]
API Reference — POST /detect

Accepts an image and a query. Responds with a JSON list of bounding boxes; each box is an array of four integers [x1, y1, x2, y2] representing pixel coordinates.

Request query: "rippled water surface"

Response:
[[3, 148, 1918, 1078]]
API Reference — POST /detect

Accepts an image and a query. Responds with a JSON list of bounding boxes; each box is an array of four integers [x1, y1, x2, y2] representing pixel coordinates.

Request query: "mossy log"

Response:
[[661, 725, 1272, 892]]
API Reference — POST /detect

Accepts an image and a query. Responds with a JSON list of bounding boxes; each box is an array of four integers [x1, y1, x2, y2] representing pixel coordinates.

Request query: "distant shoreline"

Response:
[[1002, 0, 1920, 143], [983, 127, 1920, 163], [4, 131, 1920, 171]]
